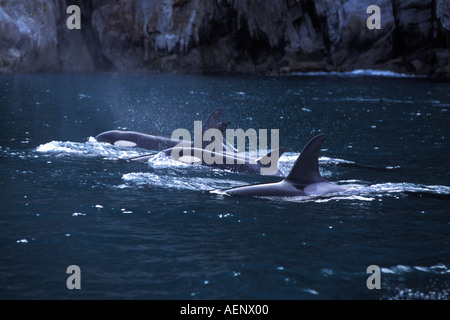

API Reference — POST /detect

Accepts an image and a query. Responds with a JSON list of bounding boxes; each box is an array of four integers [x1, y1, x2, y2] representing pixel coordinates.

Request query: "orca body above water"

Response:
[[95, 130, 191, 150], [98, 107, 287, 176], [221, 134, 346, 197], [127, 147, 288, 176], [95, 109, 231, 151]]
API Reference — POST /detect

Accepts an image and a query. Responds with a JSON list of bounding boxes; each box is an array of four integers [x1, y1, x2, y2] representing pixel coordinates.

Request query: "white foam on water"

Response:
[[365, 183, 450, 195], [145, 152, 193, 168], [232, 181, 450, 204], [35, 138, 144, 159], [279, 153, 355, 165], [33, 139, 449, 201], [382, 263, 449, 275], [290, 69, 421, 78], [122, 171, 244, 192]]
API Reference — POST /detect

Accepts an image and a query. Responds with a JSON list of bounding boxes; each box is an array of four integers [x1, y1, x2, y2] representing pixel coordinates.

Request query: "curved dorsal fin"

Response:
[[202, 108, 231, 134], [285, 134, 327, 185], [196, 108, 232, 149]]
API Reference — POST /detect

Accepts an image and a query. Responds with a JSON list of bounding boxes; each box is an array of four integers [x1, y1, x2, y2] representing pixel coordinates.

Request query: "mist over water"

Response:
[[0, 72, 449, 299]]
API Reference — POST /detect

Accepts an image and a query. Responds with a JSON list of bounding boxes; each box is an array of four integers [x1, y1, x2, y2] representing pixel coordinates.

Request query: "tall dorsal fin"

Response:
[[202, 108, 231, 134], [195, 108, 232, 149], [257, 147, 288, 167], [285, 134, 327, 185]]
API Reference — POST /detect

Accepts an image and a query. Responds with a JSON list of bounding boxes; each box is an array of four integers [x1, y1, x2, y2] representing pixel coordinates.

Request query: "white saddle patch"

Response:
[[114, 140, 137, 147]]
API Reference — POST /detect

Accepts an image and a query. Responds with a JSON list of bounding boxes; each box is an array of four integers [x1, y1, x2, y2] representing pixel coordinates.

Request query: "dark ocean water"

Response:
[[0, 72, 449, 300]]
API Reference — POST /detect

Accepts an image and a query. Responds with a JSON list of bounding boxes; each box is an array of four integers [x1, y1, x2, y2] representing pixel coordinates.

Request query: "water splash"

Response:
[[35, 137, 145, 159], [121, 171, 243, 191], [211, 182, 450, 203], [144, 151, 192, 168], [32, 139, 449, 202]]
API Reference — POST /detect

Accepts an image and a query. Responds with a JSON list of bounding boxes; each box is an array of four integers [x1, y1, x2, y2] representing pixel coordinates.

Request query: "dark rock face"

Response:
[[0, 0, 59, 72], [1, 0, 449, 76]]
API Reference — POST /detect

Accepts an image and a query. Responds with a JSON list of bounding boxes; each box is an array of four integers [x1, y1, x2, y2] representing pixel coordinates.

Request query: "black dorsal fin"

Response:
[[196, 108, 232, 149], [285, 134, 327, 185], [202, 108, 224, 133]]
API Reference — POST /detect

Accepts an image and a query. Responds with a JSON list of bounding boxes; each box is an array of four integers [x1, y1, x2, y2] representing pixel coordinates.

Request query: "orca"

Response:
[[95, 108, 231, 151], [221, 134, 346, 197], [126, 147, 288, 176], [95, 130, 191, 150]]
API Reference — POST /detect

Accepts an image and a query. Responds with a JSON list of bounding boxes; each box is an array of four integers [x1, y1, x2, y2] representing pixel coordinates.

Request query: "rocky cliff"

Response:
[[1, 0, 449, 76]]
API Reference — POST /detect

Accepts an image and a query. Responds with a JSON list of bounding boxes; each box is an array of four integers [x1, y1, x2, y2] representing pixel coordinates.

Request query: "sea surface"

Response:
[[0, 72, 449, 300]]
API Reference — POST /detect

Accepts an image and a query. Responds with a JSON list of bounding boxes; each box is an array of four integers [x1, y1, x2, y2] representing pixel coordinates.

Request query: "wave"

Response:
[[327, 182, 450, 200], [35, 137, 146, 159], [290, 69, 421, 78], [122, 172, 449, 202], [143, 151, 192, 168], [380, 263, 450, 300], [121, 171, 243, 191], [35, 140, 395, 172], [220, 182, 450, 203], [336, 96, 415, 104], [281, 154, 398, 172], [32, 139, 449, 201], [381, 263, 450, 275], [34, 141, 364, 172], [387, 287, 450, 300], [357, 182, 450, 200]]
